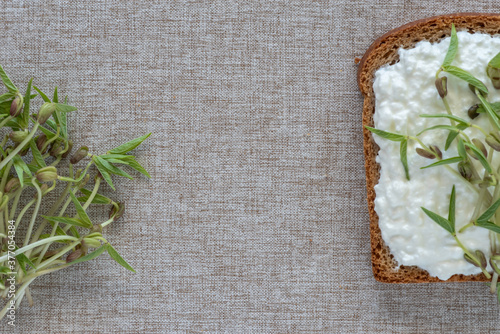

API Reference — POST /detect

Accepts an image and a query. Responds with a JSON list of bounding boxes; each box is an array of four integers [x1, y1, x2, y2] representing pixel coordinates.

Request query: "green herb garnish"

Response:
[[0, 66, 150, 320]]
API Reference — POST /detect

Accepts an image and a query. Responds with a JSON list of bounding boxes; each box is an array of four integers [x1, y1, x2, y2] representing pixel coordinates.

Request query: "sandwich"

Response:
[[358, 13, 500, 286]]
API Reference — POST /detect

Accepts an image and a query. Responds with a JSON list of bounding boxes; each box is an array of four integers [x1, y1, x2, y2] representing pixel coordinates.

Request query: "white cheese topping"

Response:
[[373, 31, 500, 280]]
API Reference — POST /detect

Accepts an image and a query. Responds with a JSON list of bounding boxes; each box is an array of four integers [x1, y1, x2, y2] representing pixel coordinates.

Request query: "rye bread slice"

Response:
[[358, 13, 500, 283]]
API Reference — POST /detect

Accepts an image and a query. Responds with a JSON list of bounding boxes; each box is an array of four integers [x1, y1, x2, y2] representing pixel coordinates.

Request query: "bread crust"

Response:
[[358, 13, 500, 283]]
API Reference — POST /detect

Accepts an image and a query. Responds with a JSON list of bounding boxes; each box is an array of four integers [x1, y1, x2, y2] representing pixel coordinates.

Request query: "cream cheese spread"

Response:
[[373, 31, 500, 280]]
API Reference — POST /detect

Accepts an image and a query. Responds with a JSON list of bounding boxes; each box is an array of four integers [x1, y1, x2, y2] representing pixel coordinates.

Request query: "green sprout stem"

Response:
[[0, 135, 8, 148], [471, 124, 489, 137], [14, 199, 36, 229], [454, 235, 491, 279], [409, 136, 429, 151], [0, 235, 79, 263], [34, 179, 96, 266], [29, 165, 75, 244], [83, 177, 101, 210], [36, 240, 82, 271], [492, 272, 499, 293], [22, 178, 42, 248], [0, 160, 13, 191], [0, 122, 39, 171], [49, 155, 62, 167], [445, 165, 481, 194], [459, 221, 475, 233], [0, 116, 13, 129], [9, 188, 23, 221], [42, 125, 60, 152], [441, 96, 455, 120], [460, 157, 496, 234], [57, 160, 93, 183]]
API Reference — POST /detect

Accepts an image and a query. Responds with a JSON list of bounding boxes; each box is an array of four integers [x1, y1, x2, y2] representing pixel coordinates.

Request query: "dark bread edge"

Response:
[[358, 13, 500, 283]]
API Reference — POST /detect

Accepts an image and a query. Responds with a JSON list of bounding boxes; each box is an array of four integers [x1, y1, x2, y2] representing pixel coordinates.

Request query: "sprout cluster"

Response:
[[0, 66, 150, 320]]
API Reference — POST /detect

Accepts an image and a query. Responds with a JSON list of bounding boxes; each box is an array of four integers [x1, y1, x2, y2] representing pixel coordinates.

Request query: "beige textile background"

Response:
[[2, 1, 500, 333]]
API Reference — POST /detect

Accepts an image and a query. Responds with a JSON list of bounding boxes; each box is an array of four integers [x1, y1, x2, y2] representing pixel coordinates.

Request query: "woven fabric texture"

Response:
[[2, 1, 500, 333]]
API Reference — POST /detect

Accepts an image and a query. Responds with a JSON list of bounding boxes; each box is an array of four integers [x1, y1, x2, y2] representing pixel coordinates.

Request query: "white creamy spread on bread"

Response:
[[373, 31, 500, 280]]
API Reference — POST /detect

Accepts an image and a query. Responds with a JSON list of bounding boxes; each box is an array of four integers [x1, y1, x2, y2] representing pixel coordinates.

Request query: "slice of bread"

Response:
[[358, 13, 500, 283]]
